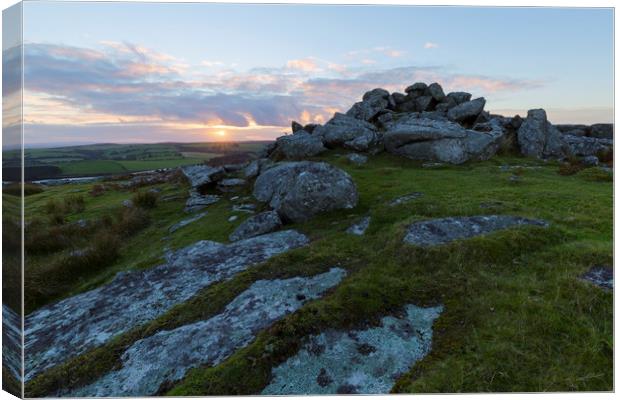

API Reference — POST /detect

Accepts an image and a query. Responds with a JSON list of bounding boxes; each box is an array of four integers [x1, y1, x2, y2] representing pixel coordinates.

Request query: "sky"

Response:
[[3, 2, 614, 146]]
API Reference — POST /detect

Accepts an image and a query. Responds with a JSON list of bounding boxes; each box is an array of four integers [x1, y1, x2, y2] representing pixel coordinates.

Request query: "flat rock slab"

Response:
[[70, 268, 347, 397], [168, 212, 208, 233], [389, 192, 423, 206], [24, 230, 309, 381], [581, 266, 613, 290], [403, 215, 548, 246], [346, 216, 371, 236], [184, 190, 220, 213], [262, 304, 443, 395], [2, 305, 22, 381]]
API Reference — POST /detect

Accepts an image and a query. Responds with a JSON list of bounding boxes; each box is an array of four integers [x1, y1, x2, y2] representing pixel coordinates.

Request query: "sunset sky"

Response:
[[4, 2, 614, 146]]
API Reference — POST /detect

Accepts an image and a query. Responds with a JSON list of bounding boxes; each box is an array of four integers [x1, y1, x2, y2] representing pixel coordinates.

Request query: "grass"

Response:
[[21, 151, 612, 396], [56, 160, 128, 176]]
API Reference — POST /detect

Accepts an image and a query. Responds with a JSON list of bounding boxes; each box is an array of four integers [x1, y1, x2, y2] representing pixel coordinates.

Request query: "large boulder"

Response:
[[313, 113, 379, 152], [253, 161, 358, 222], [517, 109, 565, 159], [562, 134, 613, 157], [405, 82, 427, 96], [447, 97, 486, 123], [346, 89, 389, 121], [181, 165, 225, 189], [229, 211, 282, 241], [383, 116, 506, 164], [590, 123, 613, 139], [272, 131, 326, 160], [446, 91, 472, 105], [426, 82, 446, 101]]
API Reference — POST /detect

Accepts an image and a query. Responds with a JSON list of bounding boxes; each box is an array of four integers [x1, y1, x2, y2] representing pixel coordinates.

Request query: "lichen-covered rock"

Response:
[[405, 82, 427, 96], [346, 92, 389, 121], [229, 211, 282, 241], [580, 265, 613, 290], [168, 212, 208, 233], [184, 190, 220, 212], [384, 117, 506, 164], [345, 153, 368, 165], [446, 91, 472, 105], [517, 109, 565, 159], [403, 215, 548, 246], [346, 216, 370, 236], [426, 82, 445, 101], [244, 158, 273, 179], [24, 230, 309, 381], [70, 268, 348, 397], [217, 178, 246, 192], [555, 124, 589, 137], [563, 134, 613, 157], [181, 165, 225, 189], [272, 131, 326, 160], [262, 304, 443, 395], [253, 161, 358, 222], [590, 123, 613, 139], [314, 113, 379, 152], [2, 305, 21, 382], [447, 97, 486, 123]]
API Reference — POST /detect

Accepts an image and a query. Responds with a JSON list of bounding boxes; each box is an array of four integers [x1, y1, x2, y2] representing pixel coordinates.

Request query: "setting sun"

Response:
[[215, 130, 226, 137]]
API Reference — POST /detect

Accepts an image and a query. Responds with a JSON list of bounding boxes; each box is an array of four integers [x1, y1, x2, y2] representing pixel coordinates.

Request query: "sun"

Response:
[[215, 130, 226, 137]]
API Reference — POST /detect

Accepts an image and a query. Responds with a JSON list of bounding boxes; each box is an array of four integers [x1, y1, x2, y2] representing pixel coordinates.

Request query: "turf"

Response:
[[21, 151, 612, 396]]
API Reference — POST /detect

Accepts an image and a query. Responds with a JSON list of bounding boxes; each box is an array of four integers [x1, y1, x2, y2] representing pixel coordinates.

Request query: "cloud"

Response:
[[286, 58, 319, 72], [424, 42, 439, 49], [13, 41, 546, 142]]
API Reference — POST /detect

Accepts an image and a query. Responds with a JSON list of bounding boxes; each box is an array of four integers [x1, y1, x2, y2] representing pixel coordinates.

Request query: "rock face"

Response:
[[346, 216, 371, 236], [70, 268, 348, 397], [253, 162, 358, 222], [403, 215, 548, 246], [314, 113, 379, 152], [273, 131, 326, 160], [384, 117, 506, 164], [229, 211, 282, 242], [217, 178, 246, 192], [181, 165, 225, 189], [262, 304, 443, 395], [24, 230, 309, 381], [517, 109, 565, 159], [2, 305, 21, 382], [563, 134, 613, 157]]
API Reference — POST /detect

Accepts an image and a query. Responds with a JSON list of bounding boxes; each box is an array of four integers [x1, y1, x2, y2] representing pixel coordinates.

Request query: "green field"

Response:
[[3, 141, 271, 179], [16, 150, 612, 396]]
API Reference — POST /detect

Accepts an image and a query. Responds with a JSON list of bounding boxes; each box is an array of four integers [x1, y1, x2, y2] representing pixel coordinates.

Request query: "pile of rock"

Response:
[[262, 82, 612, 165]]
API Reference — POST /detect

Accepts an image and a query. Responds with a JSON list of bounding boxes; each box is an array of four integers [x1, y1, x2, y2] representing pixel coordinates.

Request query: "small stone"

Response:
[[228, 215, 238, 222]]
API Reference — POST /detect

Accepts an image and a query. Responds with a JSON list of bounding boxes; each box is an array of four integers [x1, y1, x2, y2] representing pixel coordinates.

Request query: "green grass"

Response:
[[22, 152, 612, 396], [117, 158, 204, 171], [56, 160, 128, 175]]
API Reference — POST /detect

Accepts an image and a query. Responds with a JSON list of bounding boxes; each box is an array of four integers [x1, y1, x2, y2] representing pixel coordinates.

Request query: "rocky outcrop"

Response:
[[253, 161, 358, 222], [384, 116, 507, 164], [346, 88, 389, 121], [217, 178, 246, 192], [262, 304, 443, 395], [590, 123, 613, 139], [184, 190, 220, 213], [403, 215, 548, 246], [447, 97, 486, 123], [517, 109, 565, 159], [2, 305, 21, 382], [70, 268, 348, 397], [272, 131, 326, 160], [181, 165, 225, 189], [562, 134, 613, 157], [314, 113, 379, 152], [24, 230, 309, 381], [229, 211, 282, 241]]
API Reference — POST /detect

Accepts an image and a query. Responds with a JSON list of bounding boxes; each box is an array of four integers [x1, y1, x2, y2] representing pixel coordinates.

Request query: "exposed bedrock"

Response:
[[2, 305, 22, 382], [24, 230, 309, 381], [69, 268, 347, 397], [403, 215, 548, 246], [262, 304, 443, 395]]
